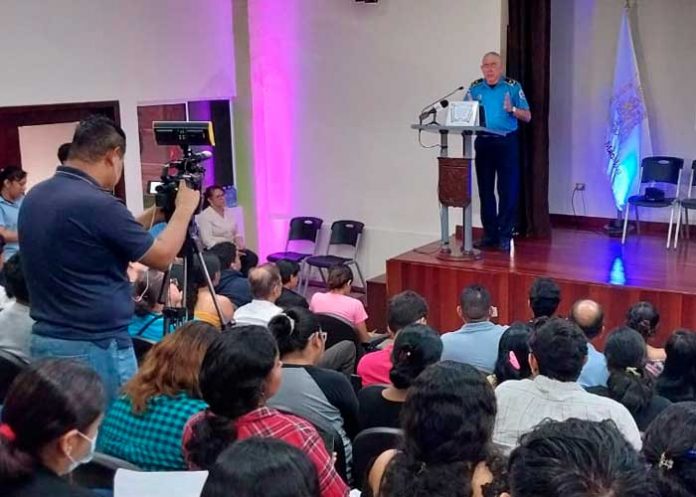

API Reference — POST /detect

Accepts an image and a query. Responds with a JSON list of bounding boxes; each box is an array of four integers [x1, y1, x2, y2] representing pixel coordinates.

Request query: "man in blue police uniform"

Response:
[[468, 51, 531, 251]]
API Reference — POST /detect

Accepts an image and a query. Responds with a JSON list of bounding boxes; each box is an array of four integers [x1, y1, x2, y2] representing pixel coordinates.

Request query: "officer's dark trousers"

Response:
[[474, 132, 520, 242]]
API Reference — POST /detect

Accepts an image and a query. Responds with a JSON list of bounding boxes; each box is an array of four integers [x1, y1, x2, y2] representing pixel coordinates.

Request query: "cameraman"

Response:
[[18, 115, 200, 401]]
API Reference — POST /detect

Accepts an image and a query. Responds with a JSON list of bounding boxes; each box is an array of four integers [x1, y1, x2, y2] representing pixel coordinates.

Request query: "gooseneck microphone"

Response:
[[418, 86, 465, 123]]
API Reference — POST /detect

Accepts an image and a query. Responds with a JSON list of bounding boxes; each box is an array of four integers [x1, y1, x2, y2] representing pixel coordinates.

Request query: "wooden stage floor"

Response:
[[386, 228, 696, 346]]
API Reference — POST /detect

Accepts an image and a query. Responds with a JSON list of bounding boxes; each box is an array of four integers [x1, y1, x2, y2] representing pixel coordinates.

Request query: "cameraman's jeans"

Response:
[[30, 335, 137, 404]]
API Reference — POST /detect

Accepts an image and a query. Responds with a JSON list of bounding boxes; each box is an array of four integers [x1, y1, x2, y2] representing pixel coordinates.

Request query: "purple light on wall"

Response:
[[248, 0, 298, 259], [187, 100, 216, 188]]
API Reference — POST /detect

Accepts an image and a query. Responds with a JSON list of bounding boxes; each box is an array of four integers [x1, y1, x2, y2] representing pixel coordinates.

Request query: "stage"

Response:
[[386, 228, 696, 347]]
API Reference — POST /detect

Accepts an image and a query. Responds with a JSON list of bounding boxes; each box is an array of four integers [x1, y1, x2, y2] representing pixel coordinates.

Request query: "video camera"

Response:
[[152, 121, 215, 218]]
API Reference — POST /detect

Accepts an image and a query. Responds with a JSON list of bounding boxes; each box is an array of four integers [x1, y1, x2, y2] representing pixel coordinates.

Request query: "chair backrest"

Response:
[[316, 313, 360, 349], [131, 337, 156, 364], [0, 349, 29, 402], [640, 156, 684, 185], [353, 427, 404, 491], [287, 217, 324, 244], [689, 160, 696, 196], [328, 220, 364, 248], [72, 451, 141, 490]]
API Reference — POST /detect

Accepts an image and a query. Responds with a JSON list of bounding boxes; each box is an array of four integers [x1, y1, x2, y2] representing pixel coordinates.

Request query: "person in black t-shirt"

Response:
[[358, 324, 442, 430], [275, 259, 309, 310]]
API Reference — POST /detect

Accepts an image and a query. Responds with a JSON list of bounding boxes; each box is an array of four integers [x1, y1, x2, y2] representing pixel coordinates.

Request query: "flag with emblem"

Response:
[[605, 7, 652, 212]]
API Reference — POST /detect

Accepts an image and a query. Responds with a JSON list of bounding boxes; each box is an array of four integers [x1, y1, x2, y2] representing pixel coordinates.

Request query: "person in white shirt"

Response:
[[493, 317, 642, 454], [197, 185, 258, 275], [233, 264, 283, 327]]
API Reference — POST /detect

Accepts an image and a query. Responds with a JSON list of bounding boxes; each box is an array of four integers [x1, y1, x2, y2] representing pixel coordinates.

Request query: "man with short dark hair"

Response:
[[233, 263, 284, 326], [440, 284, 506, 373], [356, 290, 428, 387], [208, 242, 252, 308], [0, 253, 34, 360], [493, 317, 641, 454], [275, 259, 309, 310], [19, 115, 200, 401], [570, 299, 609, 388], [529, 277, 561, 318]]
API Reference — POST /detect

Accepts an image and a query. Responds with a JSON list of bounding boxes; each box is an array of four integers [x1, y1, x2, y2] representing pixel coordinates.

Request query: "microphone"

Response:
[[188, 150, 213, 162], [418, 100, 450, 121], [418, 85, 465, 122]]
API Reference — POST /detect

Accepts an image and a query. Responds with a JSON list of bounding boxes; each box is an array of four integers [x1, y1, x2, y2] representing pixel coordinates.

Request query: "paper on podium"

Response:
[[114, 469, 209, 497]]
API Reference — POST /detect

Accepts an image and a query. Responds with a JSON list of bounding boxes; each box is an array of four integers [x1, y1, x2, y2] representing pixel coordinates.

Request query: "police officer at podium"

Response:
[[467, 51, 531, 252]]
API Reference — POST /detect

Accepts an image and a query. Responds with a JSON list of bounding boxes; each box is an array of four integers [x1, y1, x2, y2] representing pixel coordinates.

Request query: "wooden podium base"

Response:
[[436, 245, 481, 261]]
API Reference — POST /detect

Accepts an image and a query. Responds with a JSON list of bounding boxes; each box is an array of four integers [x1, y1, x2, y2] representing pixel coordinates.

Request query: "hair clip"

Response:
[[0, 423, 16, 442], [284, 314, 296, 335], [625, 366, 641, 377], [508, 351, 520, 370], [659, 452, 674, 471]]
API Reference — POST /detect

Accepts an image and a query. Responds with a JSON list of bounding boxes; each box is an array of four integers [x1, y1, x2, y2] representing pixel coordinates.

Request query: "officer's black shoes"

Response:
[[498, 239, 512, 251], [474, 238, 499, 250]]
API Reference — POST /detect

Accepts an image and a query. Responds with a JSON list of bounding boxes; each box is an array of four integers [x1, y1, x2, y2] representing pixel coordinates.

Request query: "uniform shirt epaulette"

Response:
[[470, 78, 484, 86], [505, 77, 518, 85]]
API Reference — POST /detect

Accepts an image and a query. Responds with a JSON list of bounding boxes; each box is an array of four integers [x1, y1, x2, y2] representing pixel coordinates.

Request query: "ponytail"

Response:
[[0, 425, 34, 481], [607, 366, 654, 414], [185, 412, 238, 470], [268, 308, 320, 357]]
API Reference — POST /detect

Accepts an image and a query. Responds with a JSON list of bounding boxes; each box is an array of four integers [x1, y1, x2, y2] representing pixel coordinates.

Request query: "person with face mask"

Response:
[[0, 359, 106, 497], [18, 115, 201, 402]]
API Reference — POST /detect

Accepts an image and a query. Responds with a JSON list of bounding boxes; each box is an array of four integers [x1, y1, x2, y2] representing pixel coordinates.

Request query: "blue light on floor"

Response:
[[609, 256, 627, 286]]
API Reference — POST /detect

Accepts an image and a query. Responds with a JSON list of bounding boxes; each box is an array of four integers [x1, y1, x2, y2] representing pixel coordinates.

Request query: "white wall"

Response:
[[18, 122, 77, 189], [0, 0, 235, 212], [248, 0, 503, 278], [550, 0, 696, 220]]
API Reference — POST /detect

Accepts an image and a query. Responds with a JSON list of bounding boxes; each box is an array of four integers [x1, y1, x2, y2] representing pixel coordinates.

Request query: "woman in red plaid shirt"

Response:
[[183, 326, 348, 497]]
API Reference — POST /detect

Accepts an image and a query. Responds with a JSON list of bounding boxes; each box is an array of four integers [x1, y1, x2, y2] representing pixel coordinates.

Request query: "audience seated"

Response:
[[493, 317, 641, 454], [655, 330, 696, 402], [441, 284, 506, 373], [0, 253, 34, 360], [207, 242, 253, 308], [587, 327, 671, 432], [488, 322, 532, 388], [358, 323, 442, 430], [201, 437, 320, 497], [0, 359, 105, 497], [234, 264, 284, 327], [128, 269, 183, 341], [643, 402, 696, 497], [275, 259, 309, 310], [98, 322, 218, 470], [505, 418, 657, 497], [310, 265, 371, 343], [570, 299, 609, 388], [183, 326, 348, 497], [267, 308, 359, 467], [528, 277, 560, 319], [626, 301, 665, 376], [357, 290, 428, 387], [368, 361, 506, 497], [191, 253, 235, 329]]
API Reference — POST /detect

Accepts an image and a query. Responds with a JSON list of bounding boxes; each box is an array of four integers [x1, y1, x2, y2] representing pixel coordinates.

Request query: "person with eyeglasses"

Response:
[[267, 308, 360, 475]]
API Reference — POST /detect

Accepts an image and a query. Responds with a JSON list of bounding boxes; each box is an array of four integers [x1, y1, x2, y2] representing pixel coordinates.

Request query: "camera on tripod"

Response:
[[152, 121, 215, 218]]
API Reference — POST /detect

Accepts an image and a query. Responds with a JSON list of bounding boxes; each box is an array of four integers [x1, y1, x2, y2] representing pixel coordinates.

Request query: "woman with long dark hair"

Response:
[[0, 359, 105, 497], [368, 361, 506, 497], [626, 301, 665, 376], [201, 437, 320, 497], [188, 252, 234, 329], [182, 326, 348, 497], [489, 322, 532, 388], [587, 327, 670, 431], [656, 330, 696, 403]]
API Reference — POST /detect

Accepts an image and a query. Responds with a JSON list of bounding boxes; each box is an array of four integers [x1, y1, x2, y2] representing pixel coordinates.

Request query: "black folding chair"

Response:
[[131, 337, 156, 365], [267, 217, 324, 263], [316, 313, 360, 348], [674, 159, 696, 248], [0, 349, 29, 403], [72, 451, 141, 490], [303, 220, 365, 293], [621, 156, 684, 248], [352, 427, 403, 491]]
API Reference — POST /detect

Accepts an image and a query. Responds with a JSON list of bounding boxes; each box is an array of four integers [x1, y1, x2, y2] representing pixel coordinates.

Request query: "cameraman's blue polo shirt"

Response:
[[18, 166, 154, 346]]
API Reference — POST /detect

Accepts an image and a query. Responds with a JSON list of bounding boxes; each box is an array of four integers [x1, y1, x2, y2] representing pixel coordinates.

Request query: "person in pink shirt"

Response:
[[357, 291, 429, 387], [309, 265, 371, 342]]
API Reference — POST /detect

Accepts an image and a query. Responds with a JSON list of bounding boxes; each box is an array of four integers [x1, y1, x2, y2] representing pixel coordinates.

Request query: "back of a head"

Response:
[[657, 330, 696, 402], [186, 326, 278, 469], [276, 259, 300, 285], [529, 317, 588, 382], [2, 253, 29, 303], [68, 114, 126, 163], [208, 242, 237, 270], [643, 402, 696, 497], [528, 277, 561, 318], [604, 326, 654, 414], [569, 299, 604, 340], [387, 291, 428, 333], [389, 324, 443, 390], [133, 269, 165, 316], [0, 359, 105, 481], [194, 253, 222, 288], [626, 301, 660, 339], [201, 437, 320, 497], [381, 361, 497, 497], [493, 322, 533, 385], [459, 284, 492, 321], [327, 264, 353, 290], [248, 264, 282, 300], [508, 418, 656, 497], [268, 308, 321, 357], [123, 322, 219, 413]]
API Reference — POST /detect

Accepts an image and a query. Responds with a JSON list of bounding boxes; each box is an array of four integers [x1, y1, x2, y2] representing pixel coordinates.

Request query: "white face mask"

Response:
[[66, 430, 98, 472]]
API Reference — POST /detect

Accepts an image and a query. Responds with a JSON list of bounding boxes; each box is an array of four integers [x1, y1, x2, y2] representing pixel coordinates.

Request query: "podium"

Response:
[[411, 124, 503, 260]]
